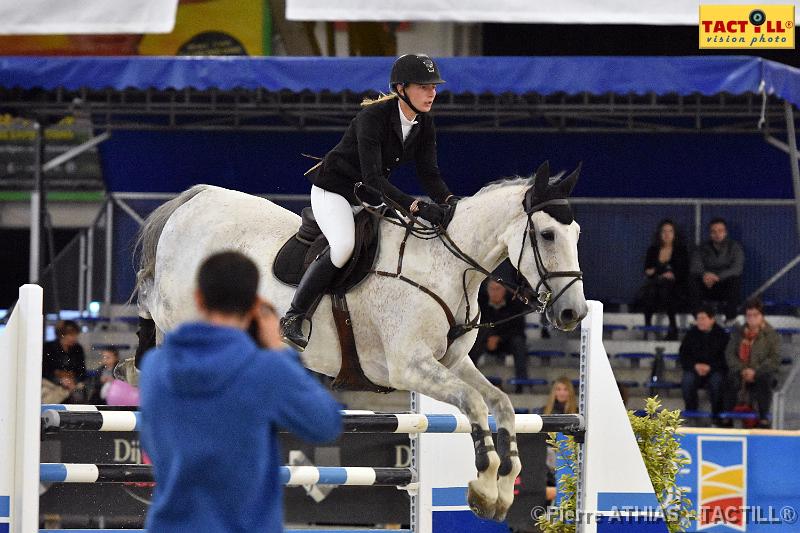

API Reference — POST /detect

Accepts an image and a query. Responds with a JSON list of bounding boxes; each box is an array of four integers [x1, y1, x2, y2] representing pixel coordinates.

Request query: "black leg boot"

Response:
[[280, 250, 340, 351]]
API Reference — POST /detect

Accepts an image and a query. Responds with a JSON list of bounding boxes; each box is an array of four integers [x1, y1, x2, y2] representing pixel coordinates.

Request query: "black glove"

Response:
[[415, 201, 447, 227]]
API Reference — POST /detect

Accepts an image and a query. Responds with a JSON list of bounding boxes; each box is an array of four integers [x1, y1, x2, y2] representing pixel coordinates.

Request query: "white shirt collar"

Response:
[[398, 101, 418, 127]]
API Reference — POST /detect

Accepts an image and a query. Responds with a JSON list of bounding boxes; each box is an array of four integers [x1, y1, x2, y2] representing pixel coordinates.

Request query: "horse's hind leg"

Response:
[[451, 356, 522, 521], [388, 356, 500, 520]]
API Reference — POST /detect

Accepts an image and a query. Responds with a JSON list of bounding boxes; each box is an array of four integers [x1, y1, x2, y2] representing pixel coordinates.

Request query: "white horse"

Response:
[[131, 162, 587, 520]]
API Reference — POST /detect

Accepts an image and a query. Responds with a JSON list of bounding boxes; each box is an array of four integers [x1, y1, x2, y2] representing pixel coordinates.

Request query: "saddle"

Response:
[[273, 207, 393, 393]]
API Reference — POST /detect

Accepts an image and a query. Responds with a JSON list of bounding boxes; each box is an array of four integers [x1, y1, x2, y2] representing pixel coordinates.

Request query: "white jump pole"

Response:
[[0, 285, 43, 533]]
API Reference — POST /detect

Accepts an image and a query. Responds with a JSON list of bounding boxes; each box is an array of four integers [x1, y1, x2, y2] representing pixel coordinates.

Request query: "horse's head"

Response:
[[502, 161, 587, 331]]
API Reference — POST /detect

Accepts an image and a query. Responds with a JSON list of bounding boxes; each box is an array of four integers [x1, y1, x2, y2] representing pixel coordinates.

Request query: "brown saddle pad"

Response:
[[272, 206, 383, 292]]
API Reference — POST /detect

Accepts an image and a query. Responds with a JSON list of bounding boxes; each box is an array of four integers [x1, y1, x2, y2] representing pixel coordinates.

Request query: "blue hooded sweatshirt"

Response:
[[139, 322, 342, 532]]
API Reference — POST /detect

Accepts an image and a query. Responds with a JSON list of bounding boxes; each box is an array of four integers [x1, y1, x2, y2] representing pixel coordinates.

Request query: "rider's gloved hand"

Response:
[[415, 201, 447, 227]]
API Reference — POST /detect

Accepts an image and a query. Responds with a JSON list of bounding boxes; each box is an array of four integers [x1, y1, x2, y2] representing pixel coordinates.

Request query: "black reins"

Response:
[[353, 182, 582, 342]]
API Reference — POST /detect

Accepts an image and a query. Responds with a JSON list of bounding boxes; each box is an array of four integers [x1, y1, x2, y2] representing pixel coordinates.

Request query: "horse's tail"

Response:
[[132, 185, 210, 301]]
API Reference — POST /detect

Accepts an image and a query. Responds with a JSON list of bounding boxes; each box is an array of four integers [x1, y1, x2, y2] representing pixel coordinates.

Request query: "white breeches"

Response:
[[310, 185, 357, 268]]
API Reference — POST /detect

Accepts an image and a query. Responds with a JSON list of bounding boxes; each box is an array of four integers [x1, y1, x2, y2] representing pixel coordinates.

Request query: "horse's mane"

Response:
[[474, 172, 566, 197]]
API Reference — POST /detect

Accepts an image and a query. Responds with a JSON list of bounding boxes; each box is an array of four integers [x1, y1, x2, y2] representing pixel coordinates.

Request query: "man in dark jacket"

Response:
[[689, 218, 744, 321], [679, 305, 729, 425], [139, 251, 342, 532], [469, 279, 529, 393]]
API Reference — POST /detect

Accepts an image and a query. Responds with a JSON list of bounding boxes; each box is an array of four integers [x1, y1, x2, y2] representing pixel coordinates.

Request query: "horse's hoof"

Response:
[[467, 481, 498, 520], [493, 497, 511, 522], [113, 358, 140, 386]]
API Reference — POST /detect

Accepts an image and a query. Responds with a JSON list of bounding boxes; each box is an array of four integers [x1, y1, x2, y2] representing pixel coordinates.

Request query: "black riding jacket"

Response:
[[308, 97, 451, 208]]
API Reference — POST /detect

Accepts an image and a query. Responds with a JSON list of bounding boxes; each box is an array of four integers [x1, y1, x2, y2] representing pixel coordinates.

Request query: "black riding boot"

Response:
[[280, 250, 340, 351]]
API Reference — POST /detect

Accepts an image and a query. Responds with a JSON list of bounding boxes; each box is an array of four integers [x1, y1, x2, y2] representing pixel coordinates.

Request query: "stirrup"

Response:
[[280, 314, 310, 351]]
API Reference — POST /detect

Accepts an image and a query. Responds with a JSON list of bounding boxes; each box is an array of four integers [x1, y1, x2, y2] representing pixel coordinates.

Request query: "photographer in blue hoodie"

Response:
[[139, 251, 342, 532]]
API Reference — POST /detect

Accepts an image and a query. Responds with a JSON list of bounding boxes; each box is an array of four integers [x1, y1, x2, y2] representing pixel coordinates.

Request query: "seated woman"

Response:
[[538, 377, 578, 504], [540, 376, 578, 415], [725, 298, 780, 429], [635, 219, 689, 340]]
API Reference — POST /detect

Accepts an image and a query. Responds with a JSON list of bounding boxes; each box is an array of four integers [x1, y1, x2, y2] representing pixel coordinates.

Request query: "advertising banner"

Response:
[[676, 429, 800, 532], [287, 0, 799, 25]]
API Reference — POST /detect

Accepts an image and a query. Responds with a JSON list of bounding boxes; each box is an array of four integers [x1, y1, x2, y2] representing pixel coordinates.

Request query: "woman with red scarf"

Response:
[[725, 298, 780, 428]]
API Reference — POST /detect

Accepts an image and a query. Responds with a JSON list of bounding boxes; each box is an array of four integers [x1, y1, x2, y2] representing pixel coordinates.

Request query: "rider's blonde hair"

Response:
[[361, 92, 398, 107]]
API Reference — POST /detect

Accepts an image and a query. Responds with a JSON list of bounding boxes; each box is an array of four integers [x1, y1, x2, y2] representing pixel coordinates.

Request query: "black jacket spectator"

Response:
[[635, 219, 689, 339], [679, 323, 729, 373], [42, 320, 86, 383], [469, 279, 529, 392], [679, 310, 729, 423], [42, 340, 86, 382]]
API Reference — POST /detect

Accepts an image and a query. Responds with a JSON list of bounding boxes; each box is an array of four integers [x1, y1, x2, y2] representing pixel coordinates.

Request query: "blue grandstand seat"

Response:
[[527, 350, 566, 367], [507, 378, 549, 389], [615, 352, 655, 368], [115, 316, 142, 324], [776, 327, 800, 337], [646, 381, 681, 392], [617, 380, 640, 389], [633, 324, 670, 339], [486, 376, 503, 387], [514, 407, 531, 414], [681, 410, 712, 420], [719, 411, 760, 420]]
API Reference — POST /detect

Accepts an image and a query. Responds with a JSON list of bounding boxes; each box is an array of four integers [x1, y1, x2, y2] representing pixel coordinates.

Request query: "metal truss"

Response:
[[0, 87, 792, 134]]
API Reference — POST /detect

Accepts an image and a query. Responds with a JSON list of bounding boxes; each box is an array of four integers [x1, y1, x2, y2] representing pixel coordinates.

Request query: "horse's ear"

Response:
[[533, 160, 550, 197], [557, 162, 582, 198]]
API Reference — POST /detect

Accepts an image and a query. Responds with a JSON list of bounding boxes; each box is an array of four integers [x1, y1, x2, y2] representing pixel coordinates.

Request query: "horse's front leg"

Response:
[[387, 354, 500, 519], [450, 355, 522, 521]]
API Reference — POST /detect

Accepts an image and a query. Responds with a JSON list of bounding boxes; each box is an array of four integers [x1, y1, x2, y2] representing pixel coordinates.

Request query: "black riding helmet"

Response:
[[389, 54, 445, 114]]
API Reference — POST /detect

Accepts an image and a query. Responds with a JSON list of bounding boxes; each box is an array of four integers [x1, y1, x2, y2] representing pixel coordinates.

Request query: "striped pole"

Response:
[[42, 410, 583, 435], [40, 464, 415, 486]]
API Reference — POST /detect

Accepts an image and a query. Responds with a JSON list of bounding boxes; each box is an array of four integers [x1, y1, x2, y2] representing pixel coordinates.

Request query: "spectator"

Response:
[[635, 219, 689, 340], [725, 298, 780, 429], [85, 347, 118, 403], [541, 376, 578, 415], [139, 251, 342, 532], [469, 279, 529, 392], [86, 347, 140, 406], [679, 305, 729, 426], [540, 377, 577, 505], [42, 320, 86, 397], [690, 218, 744, 321]]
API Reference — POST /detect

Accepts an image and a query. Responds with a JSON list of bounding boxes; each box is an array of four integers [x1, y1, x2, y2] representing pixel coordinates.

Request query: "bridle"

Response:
[[518, 194, 584, 318], [354, 181, 583, 342]]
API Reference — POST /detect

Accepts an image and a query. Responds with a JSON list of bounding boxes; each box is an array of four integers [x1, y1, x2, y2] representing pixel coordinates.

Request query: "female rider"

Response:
[[280, 53, 456, 350]]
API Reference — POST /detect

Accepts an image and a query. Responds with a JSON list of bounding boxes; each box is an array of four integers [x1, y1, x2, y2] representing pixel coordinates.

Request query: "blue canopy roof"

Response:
[[1, 55, 799, 107]]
